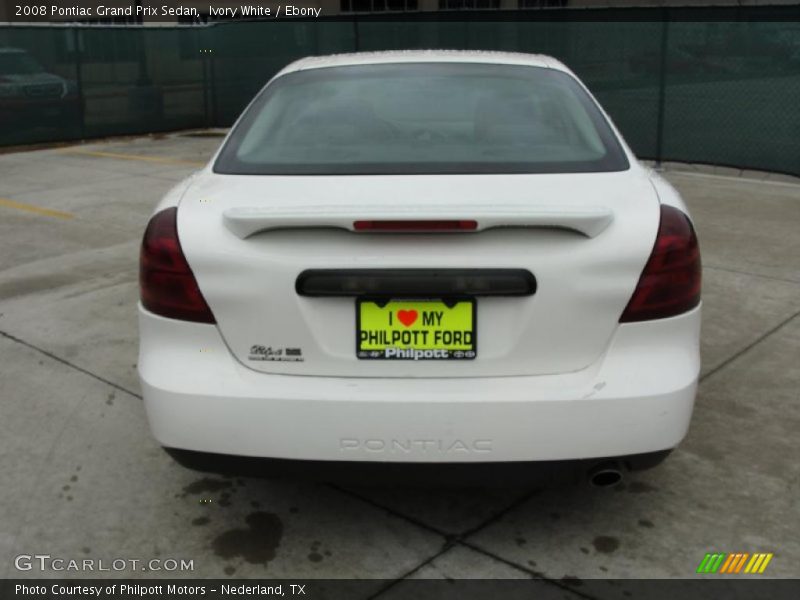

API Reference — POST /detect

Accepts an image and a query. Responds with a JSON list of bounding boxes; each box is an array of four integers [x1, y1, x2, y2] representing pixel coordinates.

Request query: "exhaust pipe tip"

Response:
[[588, 462, 624, 488]]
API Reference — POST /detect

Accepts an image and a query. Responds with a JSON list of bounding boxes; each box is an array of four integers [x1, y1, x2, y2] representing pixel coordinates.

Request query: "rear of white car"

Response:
[[138, 52, 701, 482]]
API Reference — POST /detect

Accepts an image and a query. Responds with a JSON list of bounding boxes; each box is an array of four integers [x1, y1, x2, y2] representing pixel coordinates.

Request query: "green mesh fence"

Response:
[[0, 11, 798, 175]]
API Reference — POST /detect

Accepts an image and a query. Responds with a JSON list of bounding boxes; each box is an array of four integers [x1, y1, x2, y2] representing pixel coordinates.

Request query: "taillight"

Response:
[[140, 207, 216, 323], [619, 205, 701, 322], [353, 220, 478, 232]]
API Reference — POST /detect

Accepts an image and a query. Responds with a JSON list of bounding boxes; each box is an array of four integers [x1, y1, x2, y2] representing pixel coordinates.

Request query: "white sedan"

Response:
[[138, 51, 701, 485]]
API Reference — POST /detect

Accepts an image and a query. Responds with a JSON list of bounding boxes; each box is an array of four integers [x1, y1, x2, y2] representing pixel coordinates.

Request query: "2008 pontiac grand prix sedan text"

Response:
[[138, 51, 701, 483]]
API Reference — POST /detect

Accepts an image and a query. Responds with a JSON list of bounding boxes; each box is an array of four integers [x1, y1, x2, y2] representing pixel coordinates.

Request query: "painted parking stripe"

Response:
[[0, 197, 74, 220], [59, 149, 205, 167]]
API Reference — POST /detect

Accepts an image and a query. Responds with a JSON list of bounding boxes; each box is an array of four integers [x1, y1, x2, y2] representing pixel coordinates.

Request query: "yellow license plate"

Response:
[[357, 299, 476, 360]]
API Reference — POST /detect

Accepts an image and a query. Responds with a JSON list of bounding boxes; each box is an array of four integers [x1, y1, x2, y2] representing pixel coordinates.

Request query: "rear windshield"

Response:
[[214, 62, 629, 175]]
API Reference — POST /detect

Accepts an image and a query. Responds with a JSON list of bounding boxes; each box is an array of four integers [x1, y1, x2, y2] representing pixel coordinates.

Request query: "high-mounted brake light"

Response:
[[140, 207, 216, 323], [620, 205, 701, 322], [353, 220, 478, 232]]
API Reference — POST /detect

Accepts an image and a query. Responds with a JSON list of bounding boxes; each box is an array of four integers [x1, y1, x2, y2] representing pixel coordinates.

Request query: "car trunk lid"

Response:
[[177, 169, 658, 377]]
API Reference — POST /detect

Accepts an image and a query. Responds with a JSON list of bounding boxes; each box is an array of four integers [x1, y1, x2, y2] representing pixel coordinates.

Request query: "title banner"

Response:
[[4, 2, 799, 24], [6, 2, 325, 23]]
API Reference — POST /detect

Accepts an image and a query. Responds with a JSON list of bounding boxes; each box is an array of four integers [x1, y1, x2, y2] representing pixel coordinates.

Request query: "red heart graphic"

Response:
[[397, 309, 418, 327]]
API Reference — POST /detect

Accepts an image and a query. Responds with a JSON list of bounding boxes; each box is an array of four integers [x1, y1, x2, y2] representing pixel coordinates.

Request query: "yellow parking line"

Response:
[[0, 197, 74, 220], [59, 148, 205, 167]]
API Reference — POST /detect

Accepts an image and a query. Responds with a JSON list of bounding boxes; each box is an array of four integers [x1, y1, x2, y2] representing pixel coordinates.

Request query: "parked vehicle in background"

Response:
[[0, 47, 82, 129]]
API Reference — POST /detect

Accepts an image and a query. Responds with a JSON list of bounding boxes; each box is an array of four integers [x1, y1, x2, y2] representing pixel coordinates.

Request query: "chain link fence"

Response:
[[1, 10, 798, 175]]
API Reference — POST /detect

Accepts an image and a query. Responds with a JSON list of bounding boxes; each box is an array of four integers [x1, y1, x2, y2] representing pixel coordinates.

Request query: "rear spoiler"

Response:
[[222, 204, 614, 239]]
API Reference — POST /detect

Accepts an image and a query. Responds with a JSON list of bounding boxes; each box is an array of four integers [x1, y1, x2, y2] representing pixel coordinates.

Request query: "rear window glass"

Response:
[[214, 62, 629, 175]]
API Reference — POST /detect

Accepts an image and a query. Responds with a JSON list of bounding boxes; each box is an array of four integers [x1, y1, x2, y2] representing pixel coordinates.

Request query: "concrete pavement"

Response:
[[0, 133, 798, 590]]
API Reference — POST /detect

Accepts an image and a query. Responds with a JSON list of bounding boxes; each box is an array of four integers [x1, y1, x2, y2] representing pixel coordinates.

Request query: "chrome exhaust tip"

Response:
[[588, 462, 624, 488]]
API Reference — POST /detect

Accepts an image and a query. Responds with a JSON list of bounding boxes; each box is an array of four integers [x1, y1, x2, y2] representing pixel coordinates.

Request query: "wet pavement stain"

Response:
[[638, 518, 655, 528], [514, 537, 526, 546], [106, 392, 115, 406], [224, 566, 236, 576], [307, 540, 328, 563], [212, 512, 283, 565], [593, 536, 620, 554], [192, 516, 210, 526], [61, 468, 80, 497], [309, 541, 320, 560]]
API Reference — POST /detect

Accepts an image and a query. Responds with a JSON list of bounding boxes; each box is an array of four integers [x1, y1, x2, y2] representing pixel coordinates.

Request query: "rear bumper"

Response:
[[138, 304, 700, 463], [163, 448, 672, 485]]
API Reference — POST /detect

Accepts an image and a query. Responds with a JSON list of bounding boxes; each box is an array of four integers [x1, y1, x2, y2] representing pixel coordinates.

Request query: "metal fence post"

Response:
[[201, 27, 210, 128], [654, 11, 670, 167], [72, 27, 86, 140], [211, 45, 219, 126], [204, 24, 218, 127]]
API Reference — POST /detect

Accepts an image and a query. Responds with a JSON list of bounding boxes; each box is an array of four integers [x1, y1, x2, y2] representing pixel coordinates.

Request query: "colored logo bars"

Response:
[[697, 553, 774, 574]]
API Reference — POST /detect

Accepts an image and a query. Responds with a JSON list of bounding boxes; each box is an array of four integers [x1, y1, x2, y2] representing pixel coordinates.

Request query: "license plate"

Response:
[[357, 299, 476, 360]]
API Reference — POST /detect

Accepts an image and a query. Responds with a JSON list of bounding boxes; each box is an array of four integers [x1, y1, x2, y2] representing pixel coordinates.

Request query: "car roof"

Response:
[[278, 50, 570, 77]]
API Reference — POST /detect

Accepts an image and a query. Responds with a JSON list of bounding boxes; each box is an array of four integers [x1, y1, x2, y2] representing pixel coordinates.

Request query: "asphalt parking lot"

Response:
[[0, 133, 798, 589]]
